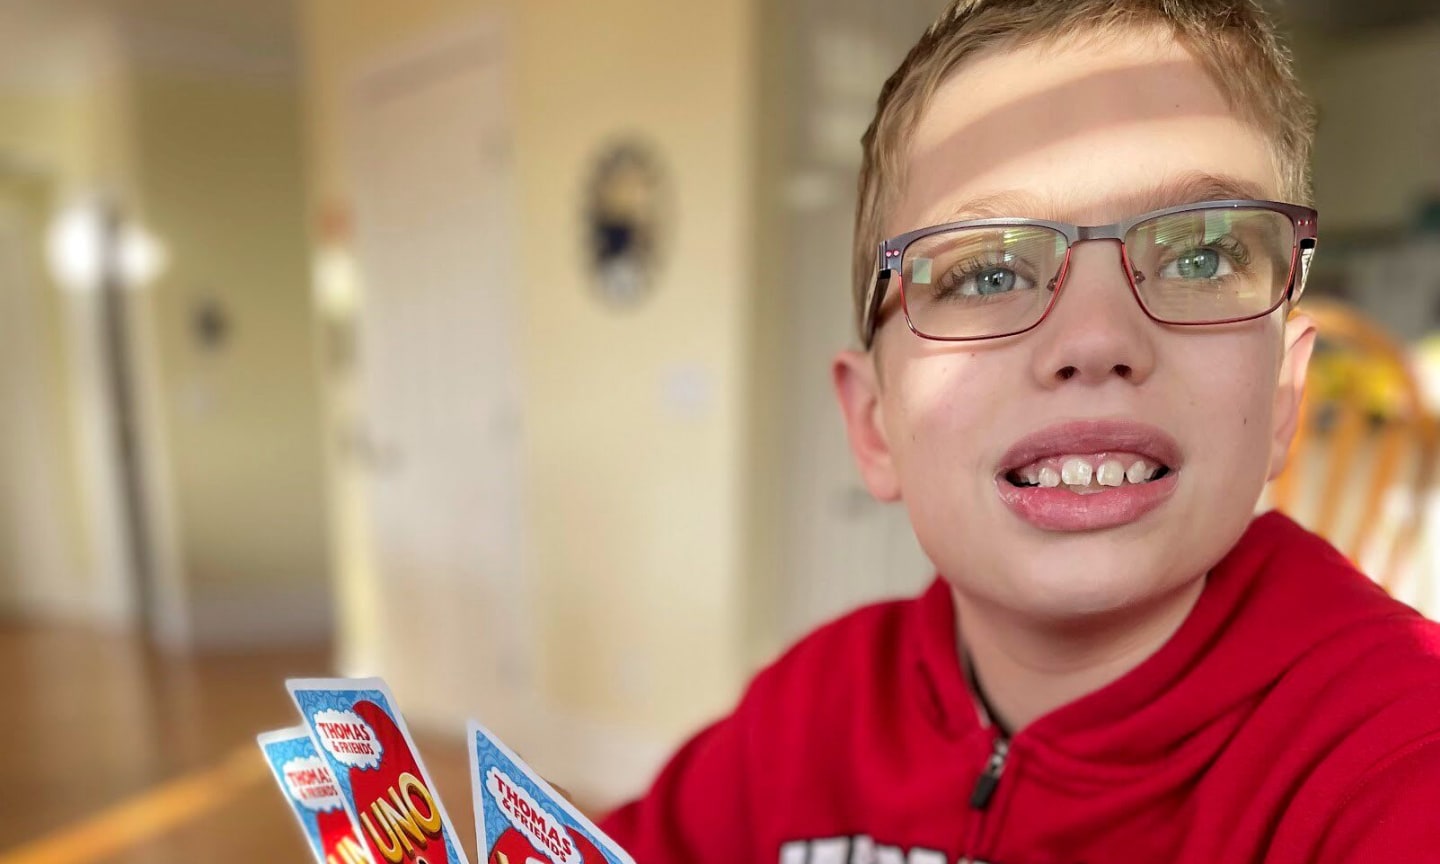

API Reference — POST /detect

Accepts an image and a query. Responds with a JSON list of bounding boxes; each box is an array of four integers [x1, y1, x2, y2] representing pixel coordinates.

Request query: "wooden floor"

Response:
[[0, 621, 478, 863]]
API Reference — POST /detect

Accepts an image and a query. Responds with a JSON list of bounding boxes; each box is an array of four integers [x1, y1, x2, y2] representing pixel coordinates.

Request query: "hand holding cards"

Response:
[[258, 677, 634, 864]]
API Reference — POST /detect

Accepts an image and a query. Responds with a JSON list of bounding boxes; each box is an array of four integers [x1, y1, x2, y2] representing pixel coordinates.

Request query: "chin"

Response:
[[962, 540, 1200, 624], [1019, 559, 1185, 621]]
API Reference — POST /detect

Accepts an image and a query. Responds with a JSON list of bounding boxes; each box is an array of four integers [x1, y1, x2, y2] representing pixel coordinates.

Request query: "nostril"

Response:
[[1057, 366, 1077, 381], [1114, 363, 1132, 379]]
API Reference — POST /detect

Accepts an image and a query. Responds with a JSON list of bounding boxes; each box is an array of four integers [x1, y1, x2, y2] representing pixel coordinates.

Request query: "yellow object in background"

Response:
[[1308, 346, 1410, 421]]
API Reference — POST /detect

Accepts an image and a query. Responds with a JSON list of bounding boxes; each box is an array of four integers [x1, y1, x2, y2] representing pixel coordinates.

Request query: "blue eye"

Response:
[[1160, 248, 1234, 280], [972, 267, 1018, 295], [939, 265, 1035, 298]]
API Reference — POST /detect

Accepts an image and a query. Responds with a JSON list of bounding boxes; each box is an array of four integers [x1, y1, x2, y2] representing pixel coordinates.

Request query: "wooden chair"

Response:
[[1269, 299, 1438, 591]]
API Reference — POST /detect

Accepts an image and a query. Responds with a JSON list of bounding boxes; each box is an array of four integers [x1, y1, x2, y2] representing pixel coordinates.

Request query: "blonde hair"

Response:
[[852, 0, 1316, 339]]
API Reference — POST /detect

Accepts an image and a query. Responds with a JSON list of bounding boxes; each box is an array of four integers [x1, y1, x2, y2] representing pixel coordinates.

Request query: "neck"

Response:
[[953, 576, 1206, 733]]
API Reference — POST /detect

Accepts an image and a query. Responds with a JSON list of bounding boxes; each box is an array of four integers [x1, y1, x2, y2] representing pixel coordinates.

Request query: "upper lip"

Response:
[[997, 419, 1183, 475]]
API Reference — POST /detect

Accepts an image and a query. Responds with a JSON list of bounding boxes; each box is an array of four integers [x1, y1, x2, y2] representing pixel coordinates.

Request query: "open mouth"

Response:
[[1003, 452, 1174, 495], [994, 420, 1183, 531]]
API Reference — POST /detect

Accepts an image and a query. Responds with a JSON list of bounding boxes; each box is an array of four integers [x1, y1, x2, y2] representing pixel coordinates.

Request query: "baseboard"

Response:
[[185, 579, 334, 650]]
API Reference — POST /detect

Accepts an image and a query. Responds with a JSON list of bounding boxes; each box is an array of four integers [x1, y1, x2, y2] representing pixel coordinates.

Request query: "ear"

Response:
[[1267, 311, 1318, 481], [833, 349, 902, 502]]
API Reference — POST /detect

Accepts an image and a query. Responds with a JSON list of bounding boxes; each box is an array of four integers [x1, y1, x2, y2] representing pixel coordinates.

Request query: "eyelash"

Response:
[[1165, 234, 1252, 269], [935, 256, 1037, 294]]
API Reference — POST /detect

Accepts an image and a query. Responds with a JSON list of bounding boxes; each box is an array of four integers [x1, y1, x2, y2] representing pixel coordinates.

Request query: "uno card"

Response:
[[289, 677, 472, 864], [468, 721, 635, 864], [256, 726, 373, 864]]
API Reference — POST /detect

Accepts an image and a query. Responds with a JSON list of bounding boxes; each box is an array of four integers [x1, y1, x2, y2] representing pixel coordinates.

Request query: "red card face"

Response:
[[290, 678, 471, 864], [488, 827, 612, 864], [347, 700, 452, 864], [318, 809, 371, 864], [258, 726, 372, 864]]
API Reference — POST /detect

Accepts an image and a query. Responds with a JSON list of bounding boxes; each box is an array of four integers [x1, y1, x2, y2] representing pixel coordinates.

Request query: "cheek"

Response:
[[884, 352, 1012, 487], [1177, 335, 1281, 475]]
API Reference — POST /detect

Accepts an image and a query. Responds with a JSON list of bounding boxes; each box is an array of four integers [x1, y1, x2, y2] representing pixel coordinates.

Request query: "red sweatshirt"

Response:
[[601, 513, 1440, 863]]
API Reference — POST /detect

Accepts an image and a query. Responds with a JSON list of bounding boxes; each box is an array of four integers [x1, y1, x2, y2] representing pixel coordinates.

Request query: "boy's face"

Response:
[[835, 30, 1316, 622]]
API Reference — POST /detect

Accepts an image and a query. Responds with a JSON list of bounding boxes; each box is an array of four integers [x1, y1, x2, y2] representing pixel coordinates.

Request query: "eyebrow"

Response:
[[929, 172, 1273, 225]]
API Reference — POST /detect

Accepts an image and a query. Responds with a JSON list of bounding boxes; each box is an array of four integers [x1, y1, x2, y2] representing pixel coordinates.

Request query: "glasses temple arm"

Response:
[[863, 267, 896, 348], [1290, 237, 1317, 304]]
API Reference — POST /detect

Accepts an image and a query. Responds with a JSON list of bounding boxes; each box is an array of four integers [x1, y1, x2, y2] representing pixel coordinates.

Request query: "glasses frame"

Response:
[[861, 198, 1319, 348]]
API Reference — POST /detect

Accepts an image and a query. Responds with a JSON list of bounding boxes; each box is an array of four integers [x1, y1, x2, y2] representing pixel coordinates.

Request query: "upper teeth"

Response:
[[1096, 460, 1125, 487], [1015, 455, 1162, 491], [1125, 460, 1150, 484], [1061, 460, 1093, 486]]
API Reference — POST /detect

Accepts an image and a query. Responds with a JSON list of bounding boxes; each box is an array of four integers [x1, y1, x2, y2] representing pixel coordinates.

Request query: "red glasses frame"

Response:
[[861, 199, 1319, 348]]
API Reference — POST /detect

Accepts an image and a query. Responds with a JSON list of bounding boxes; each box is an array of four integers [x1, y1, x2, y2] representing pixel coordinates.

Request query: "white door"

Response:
[[346, 22, 530, 726], [776, 180, 933, 645], [772, 1, 948, 648]]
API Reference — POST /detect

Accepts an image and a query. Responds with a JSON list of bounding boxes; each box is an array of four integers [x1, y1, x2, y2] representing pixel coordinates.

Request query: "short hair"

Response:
[[852, 0, 1317, 340]]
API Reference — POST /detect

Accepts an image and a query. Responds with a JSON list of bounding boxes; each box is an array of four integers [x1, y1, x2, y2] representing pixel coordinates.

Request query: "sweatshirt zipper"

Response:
[[970, 736, 1010, 809], [961, 736, 1010, 864]]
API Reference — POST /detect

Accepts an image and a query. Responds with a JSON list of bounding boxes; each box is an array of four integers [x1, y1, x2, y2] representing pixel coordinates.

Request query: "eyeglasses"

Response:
[[861, 199, 1318, 348]]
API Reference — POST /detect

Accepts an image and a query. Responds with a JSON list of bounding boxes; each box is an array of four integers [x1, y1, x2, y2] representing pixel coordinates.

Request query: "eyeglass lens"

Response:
[[899, 207, 1298, 340]]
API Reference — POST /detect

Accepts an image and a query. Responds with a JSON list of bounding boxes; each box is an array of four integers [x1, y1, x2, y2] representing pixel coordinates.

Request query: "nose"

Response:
[[1029, 240, 1157, 388]]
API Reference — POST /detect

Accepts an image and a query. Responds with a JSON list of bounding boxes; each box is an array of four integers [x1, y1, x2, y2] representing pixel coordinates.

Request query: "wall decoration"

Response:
[[586, 140, 666, 309], [191, 294, 231, 351]]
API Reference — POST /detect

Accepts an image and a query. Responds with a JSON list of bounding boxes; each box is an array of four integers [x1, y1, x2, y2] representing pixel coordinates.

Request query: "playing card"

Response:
[[256, 726, 373, 864], [289, 677, 472, 864], [468, 721, 636, 864]]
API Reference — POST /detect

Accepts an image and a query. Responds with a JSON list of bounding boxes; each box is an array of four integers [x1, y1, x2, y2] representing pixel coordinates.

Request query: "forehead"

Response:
[[893, 29, 1280, 235]]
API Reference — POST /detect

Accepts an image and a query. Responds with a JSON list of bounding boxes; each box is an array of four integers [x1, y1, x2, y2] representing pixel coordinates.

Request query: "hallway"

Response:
[[0, 625, 476, 862]]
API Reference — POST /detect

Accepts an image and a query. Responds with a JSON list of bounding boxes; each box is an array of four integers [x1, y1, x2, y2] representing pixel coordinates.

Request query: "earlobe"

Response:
[[832, 350, 902, 502], [1267, 311, 1319, 481]]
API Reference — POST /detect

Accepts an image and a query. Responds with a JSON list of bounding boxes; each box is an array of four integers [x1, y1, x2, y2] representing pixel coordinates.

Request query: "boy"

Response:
[[601, 1, 1440, 861]]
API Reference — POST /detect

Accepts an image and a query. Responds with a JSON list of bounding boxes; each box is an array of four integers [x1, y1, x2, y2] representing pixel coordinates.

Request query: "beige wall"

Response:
[[302, 0, 760, 798], [0, 93, 87, 189], [130, 64, 332, 645], [516, 0, 755, 735], [0, 9, 136, 198]]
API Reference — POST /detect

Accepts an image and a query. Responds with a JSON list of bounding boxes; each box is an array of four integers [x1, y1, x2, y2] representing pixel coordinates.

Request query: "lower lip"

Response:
[[995, 472, 1179, 532]]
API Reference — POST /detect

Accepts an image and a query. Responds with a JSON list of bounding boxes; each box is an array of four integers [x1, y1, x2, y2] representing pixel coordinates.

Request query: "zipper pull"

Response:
[[969, 737, 1010, 810]]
